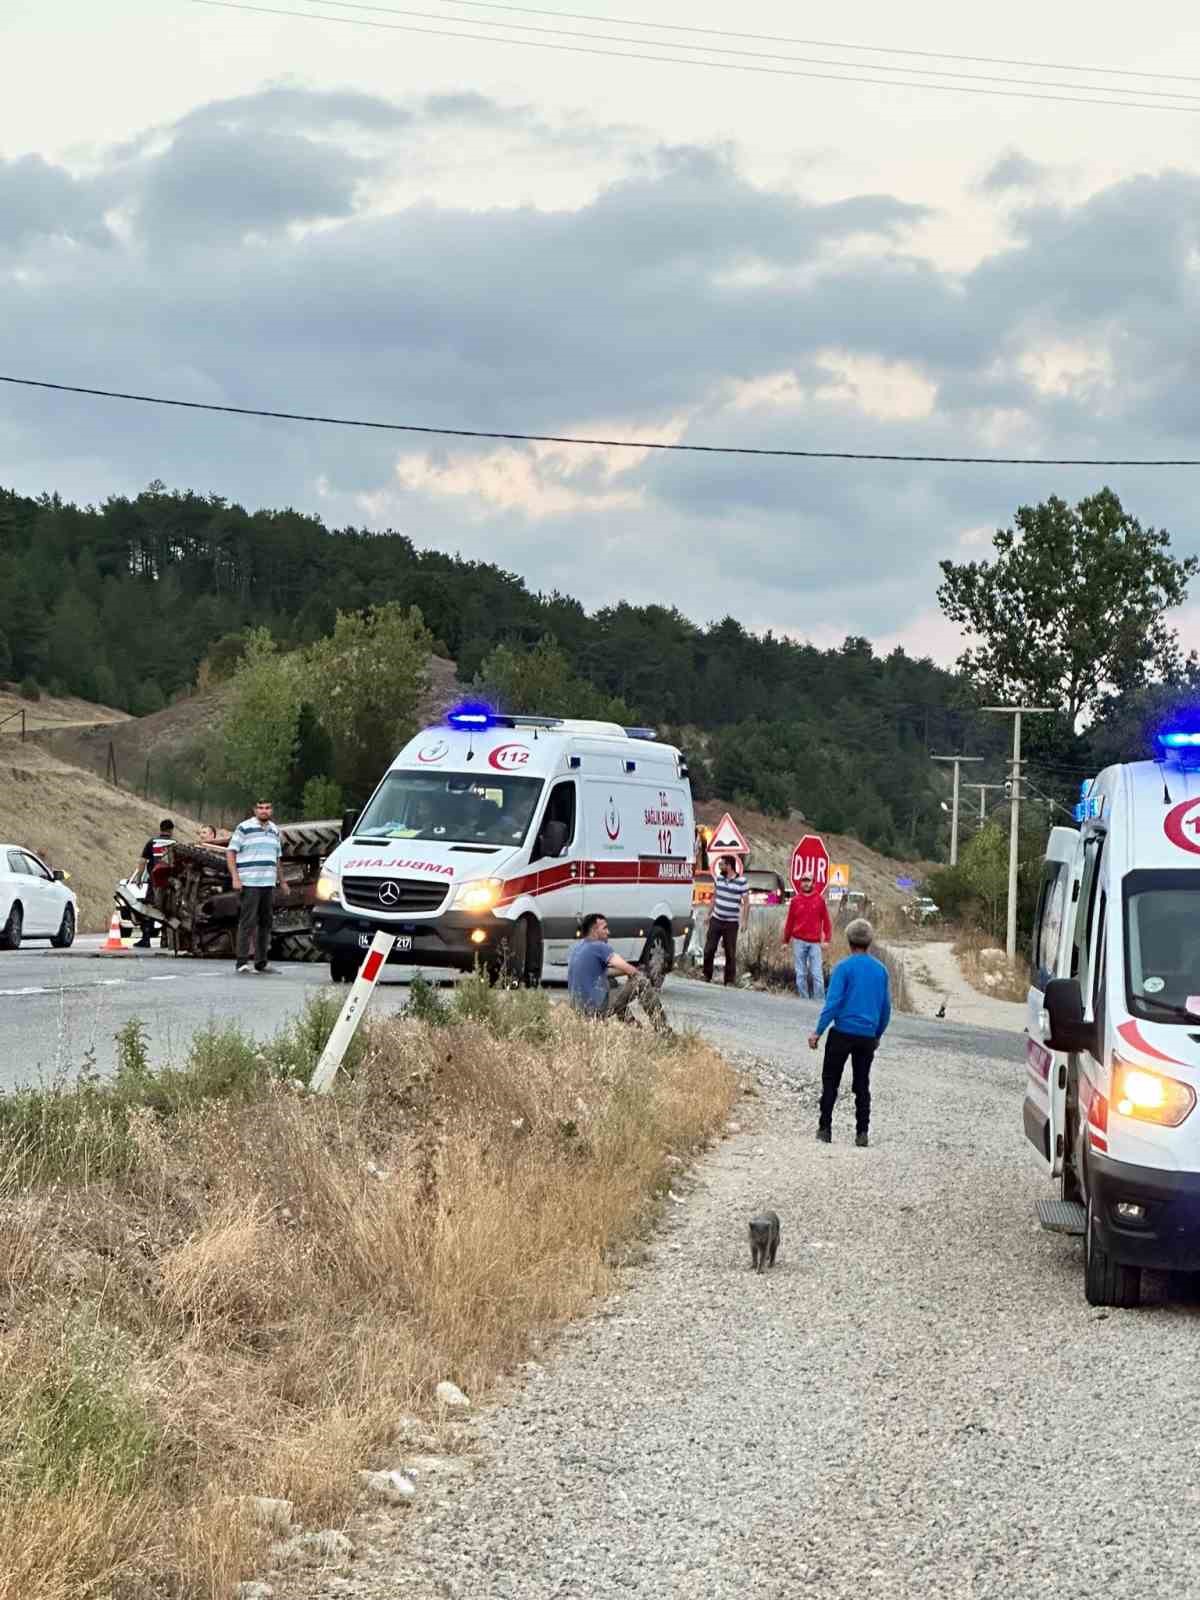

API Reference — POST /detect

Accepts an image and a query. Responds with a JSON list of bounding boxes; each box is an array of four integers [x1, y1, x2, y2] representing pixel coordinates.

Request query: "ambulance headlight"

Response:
[[452, 878, 504, 914], [1113, 1059, 1197, 1127], [315, 868, 341, 903]]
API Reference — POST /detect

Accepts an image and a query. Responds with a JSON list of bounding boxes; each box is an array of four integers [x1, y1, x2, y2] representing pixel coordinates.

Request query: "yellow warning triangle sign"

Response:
[[708, 812, 750, 856]]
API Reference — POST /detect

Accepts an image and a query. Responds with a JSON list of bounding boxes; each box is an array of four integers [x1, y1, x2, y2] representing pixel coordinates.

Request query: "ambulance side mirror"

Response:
[[341, 808, 360, 841], [1044, 978, 1097, 1056]]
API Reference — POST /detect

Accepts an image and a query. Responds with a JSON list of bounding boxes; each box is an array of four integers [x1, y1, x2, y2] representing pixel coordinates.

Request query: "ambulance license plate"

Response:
[[359, 933, 413, 952]]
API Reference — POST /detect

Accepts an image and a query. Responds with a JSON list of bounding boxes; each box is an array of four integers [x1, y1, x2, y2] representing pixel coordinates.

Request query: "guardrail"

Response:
[[0, 708, 26, 740]]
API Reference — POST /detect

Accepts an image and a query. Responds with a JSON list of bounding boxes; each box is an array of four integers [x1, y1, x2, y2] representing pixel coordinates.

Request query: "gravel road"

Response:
[[276, 982, 1200, 1600]]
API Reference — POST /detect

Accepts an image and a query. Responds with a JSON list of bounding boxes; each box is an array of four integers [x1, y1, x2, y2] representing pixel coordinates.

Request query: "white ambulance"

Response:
[[312, 707, 695, 987], [1027, 728, 1200, 1306]]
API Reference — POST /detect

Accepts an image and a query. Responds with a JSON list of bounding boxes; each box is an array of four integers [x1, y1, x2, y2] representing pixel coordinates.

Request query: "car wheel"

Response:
[[0, 903, 22, 951], [1084, 1194, 1142, 1308], [640, 924, 672, 989], [50, 905, 76, 949], [488, 917, 529, 988]]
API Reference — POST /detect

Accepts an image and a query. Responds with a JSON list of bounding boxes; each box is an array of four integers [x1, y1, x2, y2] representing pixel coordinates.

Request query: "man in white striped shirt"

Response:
[[226, 799, 283, 974], [703, 855, 749, 986]]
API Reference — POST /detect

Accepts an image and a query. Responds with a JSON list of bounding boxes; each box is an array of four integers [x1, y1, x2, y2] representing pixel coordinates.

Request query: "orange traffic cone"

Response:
[[101, 906, 131, 955]]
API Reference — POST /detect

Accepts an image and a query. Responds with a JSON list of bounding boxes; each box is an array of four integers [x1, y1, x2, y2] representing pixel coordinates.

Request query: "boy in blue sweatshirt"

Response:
[[807, 918, 891, 1147]]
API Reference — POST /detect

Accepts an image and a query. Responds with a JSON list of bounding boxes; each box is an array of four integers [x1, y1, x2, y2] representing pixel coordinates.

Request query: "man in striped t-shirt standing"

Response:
[[703, 854, 749, 986], [226, 799, 283, 974]]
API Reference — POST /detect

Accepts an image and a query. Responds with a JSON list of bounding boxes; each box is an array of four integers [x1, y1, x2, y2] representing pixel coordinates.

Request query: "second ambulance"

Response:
[[1027, 723, 1200, 1306]]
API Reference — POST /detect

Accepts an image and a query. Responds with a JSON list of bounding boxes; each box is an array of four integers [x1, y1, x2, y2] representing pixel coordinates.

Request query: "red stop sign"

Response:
[[790, 835, 830, 894]]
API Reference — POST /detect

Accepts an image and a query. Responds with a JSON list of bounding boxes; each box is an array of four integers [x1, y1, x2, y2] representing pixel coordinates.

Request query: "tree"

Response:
[[217, 627, 303, 805], [305, 603, 433, 801], [475, 636, 632, 725], [937, 489, 1199, 730]]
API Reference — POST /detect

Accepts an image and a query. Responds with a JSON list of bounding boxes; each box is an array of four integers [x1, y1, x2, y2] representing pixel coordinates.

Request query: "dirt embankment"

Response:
[[694, 801, 934, 919], [0, 740, 200, 932], [30, 656, 463, 789]]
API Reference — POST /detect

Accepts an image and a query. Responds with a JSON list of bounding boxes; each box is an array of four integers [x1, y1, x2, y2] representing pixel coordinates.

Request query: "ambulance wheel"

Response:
[[640, 924, 672, 989], [330, 952, 361, 984], [1084, 1195, 1142, 1308], [489, 917, 540, 988]]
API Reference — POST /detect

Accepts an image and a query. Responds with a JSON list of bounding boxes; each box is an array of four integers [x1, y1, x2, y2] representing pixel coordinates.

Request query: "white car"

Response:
[[0, 846, 78, 949]]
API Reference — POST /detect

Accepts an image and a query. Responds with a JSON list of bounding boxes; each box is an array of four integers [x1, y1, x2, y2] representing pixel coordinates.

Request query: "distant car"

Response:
[[904, 896, 940, 925], [745, 868, 789, 907], [0, 845, 77, 949]]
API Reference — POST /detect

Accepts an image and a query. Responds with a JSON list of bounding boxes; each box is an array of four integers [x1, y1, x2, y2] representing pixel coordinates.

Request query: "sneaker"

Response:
[[855, 1132, 869, 1148], [236, 963, 253, 974], [816, 1125, 831, 1144], [255, 964, 280, 974]]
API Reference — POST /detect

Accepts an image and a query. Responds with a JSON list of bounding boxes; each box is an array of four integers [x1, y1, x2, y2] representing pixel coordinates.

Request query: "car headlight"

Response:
[[452, 877, 504, 914], [315, 869, 341, 903], [1113, 1058, 1197, 1127]]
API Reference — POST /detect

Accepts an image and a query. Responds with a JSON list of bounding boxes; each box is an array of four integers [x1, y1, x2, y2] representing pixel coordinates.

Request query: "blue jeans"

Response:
[[792, 940, 824, 999]]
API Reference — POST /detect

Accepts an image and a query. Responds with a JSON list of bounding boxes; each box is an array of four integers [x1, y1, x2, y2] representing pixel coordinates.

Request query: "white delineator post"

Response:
[[309, 930, 396, 1094]]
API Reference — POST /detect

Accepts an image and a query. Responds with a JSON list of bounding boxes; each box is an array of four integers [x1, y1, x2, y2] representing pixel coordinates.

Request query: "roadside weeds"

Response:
[[0, 978, 736, 1598]]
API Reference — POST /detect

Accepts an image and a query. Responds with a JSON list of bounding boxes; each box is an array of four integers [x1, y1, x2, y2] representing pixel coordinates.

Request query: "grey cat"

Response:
[[748, 1210, 780, 1272]]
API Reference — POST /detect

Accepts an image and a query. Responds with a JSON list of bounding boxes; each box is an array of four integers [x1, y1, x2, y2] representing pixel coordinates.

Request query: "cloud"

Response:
[[978, 151, 1047, 193], [4, 86, 1200, 659]]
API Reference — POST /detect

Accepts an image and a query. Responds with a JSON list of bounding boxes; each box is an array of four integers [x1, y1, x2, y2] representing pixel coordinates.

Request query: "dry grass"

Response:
[[0, 986, 735, 1597], [953, 925, 1031, 1003], [737, 913, 913, 1013]]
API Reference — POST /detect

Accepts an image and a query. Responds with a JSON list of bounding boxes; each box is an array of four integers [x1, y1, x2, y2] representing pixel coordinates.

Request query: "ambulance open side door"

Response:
[[1024, 826, 1083, 1175]]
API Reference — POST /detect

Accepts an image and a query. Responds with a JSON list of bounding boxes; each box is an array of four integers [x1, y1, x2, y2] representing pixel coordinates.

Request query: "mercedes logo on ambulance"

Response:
[[377, 881, 402, 906]]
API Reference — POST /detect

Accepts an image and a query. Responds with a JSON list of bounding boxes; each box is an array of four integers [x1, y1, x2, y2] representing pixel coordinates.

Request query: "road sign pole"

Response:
[[309, 930, 396, 1094]]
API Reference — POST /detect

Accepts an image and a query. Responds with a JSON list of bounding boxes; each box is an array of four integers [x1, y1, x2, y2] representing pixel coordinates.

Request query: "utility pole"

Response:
[[982, 707, 1054, 960], [964, 781, 1004, 830], [931, 754, 983, 866]]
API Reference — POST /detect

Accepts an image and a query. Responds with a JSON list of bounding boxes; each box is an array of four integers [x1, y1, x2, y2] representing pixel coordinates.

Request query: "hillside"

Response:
[[0, 737, 200, 932], [31, 655, 463, 812], [0, 683, 128, 736], [695, 801, 934, 919]]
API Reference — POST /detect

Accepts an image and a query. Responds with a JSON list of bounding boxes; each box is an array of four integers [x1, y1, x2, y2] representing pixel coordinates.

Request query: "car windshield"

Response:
[[1124, 870, 1200, 1024], [353, 772, 544, 847]]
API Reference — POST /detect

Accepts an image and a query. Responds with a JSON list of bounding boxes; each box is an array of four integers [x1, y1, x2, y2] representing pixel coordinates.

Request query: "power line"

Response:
[[277, 0, 1200, 105], [344, 0, 1200, 90], [188, 0, 1200, 115], [8, 374, 1200, 465]]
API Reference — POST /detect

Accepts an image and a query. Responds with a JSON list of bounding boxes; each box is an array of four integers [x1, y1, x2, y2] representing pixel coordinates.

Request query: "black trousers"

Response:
[[703, 918, 740, 985], [819, 1028, 878, 1134], [236, 885, 275, 967]]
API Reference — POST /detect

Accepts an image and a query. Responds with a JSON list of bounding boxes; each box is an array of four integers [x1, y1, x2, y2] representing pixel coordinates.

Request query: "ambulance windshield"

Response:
[[354, 772, 543, 847], [1124, 870, 1200, 1023]]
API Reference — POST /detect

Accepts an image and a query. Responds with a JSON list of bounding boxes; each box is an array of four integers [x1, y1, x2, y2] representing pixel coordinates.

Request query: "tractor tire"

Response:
[[272, 929, 320, 964]]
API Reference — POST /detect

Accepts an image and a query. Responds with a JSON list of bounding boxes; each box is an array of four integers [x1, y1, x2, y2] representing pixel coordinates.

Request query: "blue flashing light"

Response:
[[447, 703, 493, 730], [1159, 730, 1200, 749]]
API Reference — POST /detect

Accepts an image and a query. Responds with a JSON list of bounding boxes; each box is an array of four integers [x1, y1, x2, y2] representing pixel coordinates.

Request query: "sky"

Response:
[[5, 0, 1200, 661]]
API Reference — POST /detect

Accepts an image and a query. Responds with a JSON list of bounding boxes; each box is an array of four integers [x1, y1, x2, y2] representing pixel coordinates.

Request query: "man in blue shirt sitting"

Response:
[[567, 913, 670, 1034], [808, 918, 891, 1147]]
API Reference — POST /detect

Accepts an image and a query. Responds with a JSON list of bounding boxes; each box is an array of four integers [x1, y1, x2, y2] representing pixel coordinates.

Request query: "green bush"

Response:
[[301, 774, 344, 821], [403, 973, 450, 1027], [0, 1327, 158, 1497], [19, 675, 40, 702]]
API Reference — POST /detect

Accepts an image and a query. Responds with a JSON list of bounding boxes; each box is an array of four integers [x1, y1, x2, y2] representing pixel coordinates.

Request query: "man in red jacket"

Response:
[[781, 873, 832, 999]]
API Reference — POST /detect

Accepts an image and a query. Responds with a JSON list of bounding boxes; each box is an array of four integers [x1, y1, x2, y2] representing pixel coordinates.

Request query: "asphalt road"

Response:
[[0, 937, 1020, 1090]]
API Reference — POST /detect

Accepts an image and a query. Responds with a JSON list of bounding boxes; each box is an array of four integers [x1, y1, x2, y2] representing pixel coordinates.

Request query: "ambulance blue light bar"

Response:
[[1158, 730, 1200, 748], [624, 727, 658, 741], [447, 706, 492, 729]]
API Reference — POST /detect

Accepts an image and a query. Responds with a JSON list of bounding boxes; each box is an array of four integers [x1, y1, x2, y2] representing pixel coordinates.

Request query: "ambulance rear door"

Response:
[[1024, 826, 1083, 1175]]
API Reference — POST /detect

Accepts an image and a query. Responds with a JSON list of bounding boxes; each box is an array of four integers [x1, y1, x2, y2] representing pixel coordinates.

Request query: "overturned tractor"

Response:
[[114, 823, 341, 961]]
